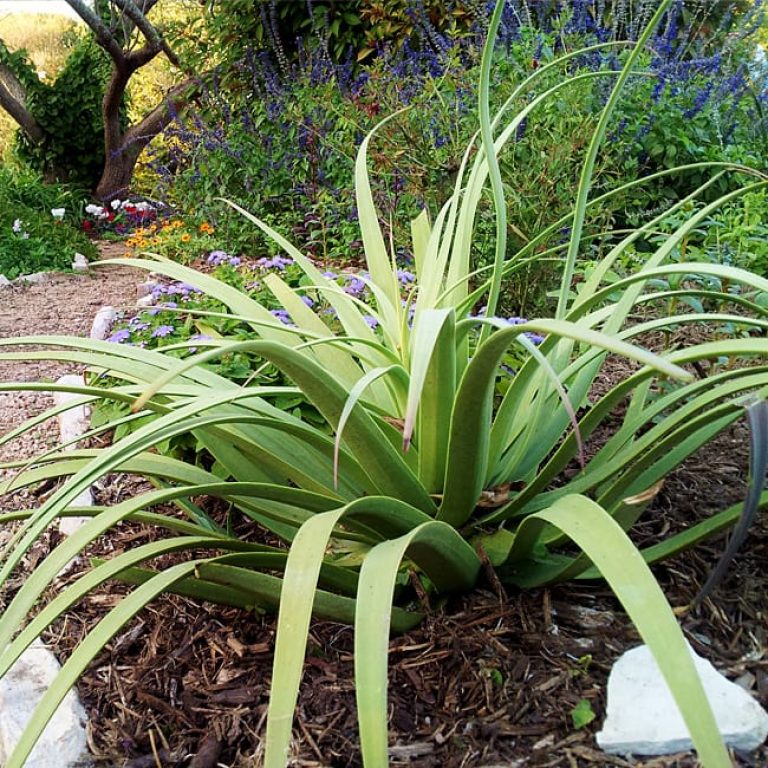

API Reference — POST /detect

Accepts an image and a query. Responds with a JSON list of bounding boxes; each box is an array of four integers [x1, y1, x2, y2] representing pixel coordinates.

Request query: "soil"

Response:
[[0, 249, 766, 768]]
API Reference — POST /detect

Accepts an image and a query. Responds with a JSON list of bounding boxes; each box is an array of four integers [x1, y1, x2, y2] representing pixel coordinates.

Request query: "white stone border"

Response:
[[0, 254, 92, 288]]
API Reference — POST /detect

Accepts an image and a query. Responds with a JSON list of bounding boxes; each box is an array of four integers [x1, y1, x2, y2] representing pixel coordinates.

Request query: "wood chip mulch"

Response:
[[18, 423, 764, 768]]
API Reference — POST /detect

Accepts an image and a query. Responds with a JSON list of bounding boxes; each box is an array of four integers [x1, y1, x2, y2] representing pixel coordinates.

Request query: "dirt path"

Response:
[[0, 243, 143, 462]]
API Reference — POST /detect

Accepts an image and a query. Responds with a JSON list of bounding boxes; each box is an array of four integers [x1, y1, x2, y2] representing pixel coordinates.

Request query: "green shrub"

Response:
[[0, 167, 96, 278], [14, 35, 128, 189]]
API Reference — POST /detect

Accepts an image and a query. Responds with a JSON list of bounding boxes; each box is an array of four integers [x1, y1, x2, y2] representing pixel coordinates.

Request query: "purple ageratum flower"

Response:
[[229, 256, 242, 267], [300, 295, 314, 307], [396, 269, 416, 285], [272, 256, 293, 270], [207, 250, 229, 266], [107, 328, 131, 344], [270, 309, 292, 325], [321, 270, 337, 279], [256, 256, 294, 271], [162, 301, 178, 309], [152, 324, 175, 338], [344, 275, 366, 297], [363, 315, 379, 329], [524, 333, 545, 345]]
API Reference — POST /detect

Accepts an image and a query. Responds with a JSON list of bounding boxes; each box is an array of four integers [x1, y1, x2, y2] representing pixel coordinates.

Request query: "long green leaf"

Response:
[[508, 495, 730, 768]]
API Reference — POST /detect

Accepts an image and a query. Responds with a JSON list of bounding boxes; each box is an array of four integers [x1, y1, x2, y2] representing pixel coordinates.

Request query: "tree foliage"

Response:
[[0, 0, 198, 199]]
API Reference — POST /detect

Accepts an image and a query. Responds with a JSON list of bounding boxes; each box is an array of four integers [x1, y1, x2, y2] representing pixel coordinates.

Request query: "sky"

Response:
[[0, 1, 86, 19]]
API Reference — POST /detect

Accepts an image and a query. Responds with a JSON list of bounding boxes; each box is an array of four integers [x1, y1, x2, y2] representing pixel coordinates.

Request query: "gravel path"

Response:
[[0, 244, 143, 467]]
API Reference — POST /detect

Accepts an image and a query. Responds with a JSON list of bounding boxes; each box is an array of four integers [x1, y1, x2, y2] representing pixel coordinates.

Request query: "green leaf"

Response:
[[571, 698, 596, 730]]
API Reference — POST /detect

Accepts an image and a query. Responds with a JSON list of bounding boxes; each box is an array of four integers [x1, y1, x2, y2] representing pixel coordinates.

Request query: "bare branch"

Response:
[[0, 60, 28, 103], [110, 0, 182, 68], [123, 76, 198, 150], [0, 67, 44, 143], [65, 0, 126, 63]]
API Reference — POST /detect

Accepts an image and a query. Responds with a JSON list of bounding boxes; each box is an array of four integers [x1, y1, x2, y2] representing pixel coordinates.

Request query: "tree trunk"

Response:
[[94, 142, 142, 201], [94, 77, 198, 201]]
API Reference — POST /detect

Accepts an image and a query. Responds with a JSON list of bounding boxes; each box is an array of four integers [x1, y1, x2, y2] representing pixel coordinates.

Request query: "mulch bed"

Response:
[[26, 422, 766, 768]]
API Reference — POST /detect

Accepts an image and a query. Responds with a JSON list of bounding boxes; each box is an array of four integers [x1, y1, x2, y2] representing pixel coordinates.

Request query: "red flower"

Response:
[[82, 220, 93, 231]]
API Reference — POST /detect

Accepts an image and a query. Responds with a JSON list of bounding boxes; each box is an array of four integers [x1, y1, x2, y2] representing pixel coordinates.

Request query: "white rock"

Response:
[[52, 376, 93, 537], [0, 274, 10, 288], [58, 487, 94, 537], [597, 643, 768, 756], [89, 306, 117, 340], [0, 639, 91, 767], [136, 294, 155, 308], [71, 253, 89, 272], [16, 271, 48, 285], [52, 376, 90, 448]]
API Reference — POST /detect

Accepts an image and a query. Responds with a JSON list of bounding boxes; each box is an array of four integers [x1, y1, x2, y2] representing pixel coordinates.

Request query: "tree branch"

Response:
[[122, 76, 199, 153], [0, 68, 44, 143], [110, 0, 182, 68], [65, 0, 126, 63]]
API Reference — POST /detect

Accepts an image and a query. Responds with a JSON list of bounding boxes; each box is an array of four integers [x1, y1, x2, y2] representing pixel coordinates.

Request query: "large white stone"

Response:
[[89, 305, 117, 340], [15, 271, 48, 285], [52, 375, 90, 448], [136, 280, 158, 299], [597, 643, 768, 756], [136, 294, 155, 308], [52, 375, 93, 537], [0, 639, 91, 767]]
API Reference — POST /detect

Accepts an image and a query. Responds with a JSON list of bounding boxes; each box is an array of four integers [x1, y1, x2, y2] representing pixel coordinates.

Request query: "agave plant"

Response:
[[1, 1, 767, 766]]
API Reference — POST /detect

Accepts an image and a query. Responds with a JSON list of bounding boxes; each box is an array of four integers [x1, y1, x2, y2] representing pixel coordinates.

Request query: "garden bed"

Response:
[[0, 258, 765, 767]]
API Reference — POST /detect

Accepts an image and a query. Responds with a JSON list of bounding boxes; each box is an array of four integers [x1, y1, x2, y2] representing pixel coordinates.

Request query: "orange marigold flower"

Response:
[[172, 219, 184, 229], [199, 222, 214, 234], [122, 251, 132, 258], [180, 233, 191, 243]]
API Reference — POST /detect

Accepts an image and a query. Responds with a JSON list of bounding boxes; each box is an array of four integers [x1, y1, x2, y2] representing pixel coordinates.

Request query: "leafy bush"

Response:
[[15, 35, 128, 189], [0, 12, 79, 158], [0, 167, 97, 278], [1, 3, 768, 767], [143, 0, 766, 319], [662, 189, 768, 278]]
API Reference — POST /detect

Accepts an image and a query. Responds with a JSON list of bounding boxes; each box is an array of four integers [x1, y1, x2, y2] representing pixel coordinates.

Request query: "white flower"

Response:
[[12, 218, 22, 233], [22, 232, 29, 240], [111, 199, 121, 210], [85, 204, 104, 216], [51, 208, 65, 219]]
